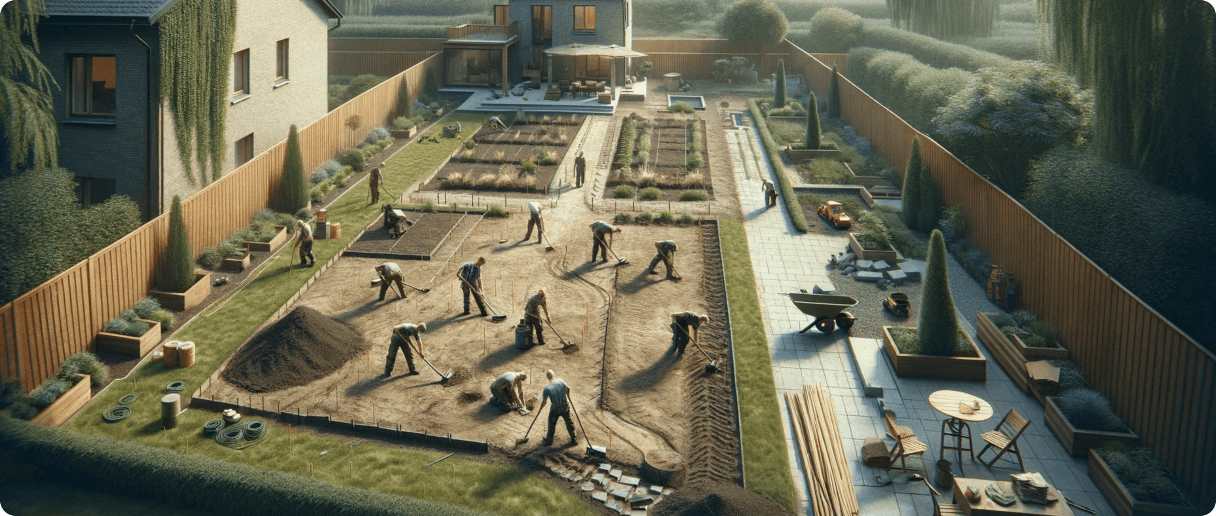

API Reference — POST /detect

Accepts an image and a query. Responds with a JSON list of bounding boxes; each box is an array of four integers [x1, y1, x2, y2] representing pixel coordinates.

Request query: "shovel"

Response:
[[396, 329, 453, 382], [515, 407, 545, 447], [663, 253, 683, 281], [541, 229, 556, 252], [457, 275, 507, 322], [402, 280, 431, 294], [568, 395, 606, 458], [543, 317, 578, 354], [675, 324, 719, 374], [602, 237, 629, 266]]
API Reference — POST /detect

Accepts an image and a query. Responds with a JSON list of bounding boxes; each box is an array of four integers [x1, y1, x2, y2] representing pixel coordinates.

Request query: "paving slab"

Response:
[[847, 337, 897, 399]]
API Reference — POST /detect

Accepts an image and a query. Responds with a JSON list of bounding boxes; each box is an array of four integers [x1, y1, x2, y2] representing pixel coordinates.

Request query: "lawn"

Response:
[[719, 218, 797, 512], [64, 112, 592, 516]]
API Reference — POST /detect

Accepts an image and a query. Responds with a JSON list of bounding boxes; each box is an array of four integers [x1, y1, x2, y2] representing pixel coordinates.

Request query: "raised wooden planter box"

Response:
[[1044, 397, 1139, 457], [844, 161, 890, 187], [245, 225, 287, 252], [96, 319, 162, 357], [149, 271, 211, 312], [391, 127, 417, 139], [784, 144, 844, 162], [1088, 449, 1198, 516], [30, 374, 91, 427], [1012, 333, 1070, 361], [848, 232, 898, 261], [882, 326, 986, 381], [221, 250, 251, 272], [976, 312, 1031, 393]]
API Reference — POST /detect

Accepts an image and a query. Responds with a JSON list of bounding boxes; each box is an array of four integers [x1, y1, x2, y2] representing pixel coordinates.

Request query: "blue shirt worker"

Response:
[[589, 220, 621, 263], [670, 311, 709, 355], [490, 371, 528, 413], [376, 262, 407, 301], [524, 289, 550, 346], [383, 322, 425, 377], [457, 257, 488, 316], [523, 201, 545, 244], [538, 370, 577, 446], [647, 240, 680, 279]]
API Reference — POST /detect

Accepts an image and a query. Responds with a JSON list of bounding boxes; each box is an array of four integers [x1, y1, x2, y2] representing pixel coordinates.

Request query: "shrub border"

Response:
[[748, 99, 809, 233]]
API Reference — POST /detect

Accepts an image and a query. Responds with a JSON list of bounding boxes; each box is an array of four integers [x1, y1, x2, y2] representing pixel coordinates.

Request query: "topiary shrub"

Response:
[[156, 196, 195, 293], [485, 204, 509, 217], [639, 187, 661, 200], [613, 185, 636, 199], [58, 352, 107, 387], [614, 213, 633, 224], [680, 189, 708, 201], [463, 139, 475, 150], [274, 125, 310, 214], [902, 136, 924, 229], [805, 94, 821, 150], [918, 165, 941, 232], [918, 230, 964, 356], [773, 59, 786, 108], [827, 63, 841, 118], [1055, 388, 1128, 433]]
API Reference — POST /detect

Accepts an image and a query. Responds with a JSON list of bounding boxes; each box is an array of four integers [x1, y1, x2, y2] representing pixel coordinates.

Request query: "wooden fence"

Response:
[[329, 51, 438, 78], [0, 53, 443, 395], [782, 39, 1215, 509]]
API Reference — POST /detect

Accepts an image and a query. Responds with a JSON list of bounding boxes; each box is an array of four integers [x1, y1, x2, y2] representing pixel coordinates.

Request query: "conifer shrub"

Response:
[[917, 230, 964, 356], [774, 59, 786, 108], [902, 137, 924, 228], [156, 196, 195, 293]]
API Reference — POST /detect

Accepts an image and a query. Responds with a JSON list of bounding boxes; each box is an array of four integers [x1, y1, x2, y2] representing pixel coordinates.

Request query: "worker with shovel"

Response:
[[457, 257, 489, 316], [524, 288, 550, 346], [538, 369, 577, 446], [369, 163, 384, 204], [762, 179, 778, 207], [490, 371, 528, 414], [382, 322, 426, 377], [523, 201, 545, 244], [670, 311, 709, 355], [375, 262, 407, 301], [589, 220, 621, 263], [291, 219, 315, 268], [647, 240, 680, 280]]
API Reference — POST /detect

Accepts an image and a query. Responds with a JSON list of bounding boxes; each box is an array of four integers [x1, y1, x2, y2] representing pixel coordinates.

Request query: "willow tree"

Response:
[[0, 0, 58, 171], [159, 0, 237, 185], [887, 0, 998, 39], [1039, 0, 1216, 201]]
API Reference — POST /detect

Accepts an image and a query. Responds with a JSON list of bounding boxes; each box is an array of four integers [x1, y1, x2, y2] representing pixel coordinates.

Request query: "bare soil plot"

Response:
[[609, 115, 714, 199], [345, 211, 466, 259]]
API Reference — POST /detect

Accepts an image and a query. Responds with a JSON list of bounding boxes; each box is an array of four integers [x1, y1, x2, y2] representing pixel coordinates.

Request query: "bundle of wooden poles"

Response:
[[786, 383, 859, 516]]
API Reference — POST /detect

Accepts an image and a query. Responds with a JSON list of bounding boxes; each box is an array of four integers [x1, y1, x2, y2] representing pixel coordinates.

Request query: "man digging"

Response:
[[523, 201, 544, 244], [538, 369, 577, 446], [647, 240, 680, 280], [762, 179, 778, 208], [375, 262, 407, 301], [670, 311, 709, 355], [488, 115, 508, 131], [490, 371, 528, 414], [457, 257, 489, 317], [589, 220, 621, 263], [524, 288, 550, 346], [369, 162, 384, 205], [382, 322, 426, 377], [291, 219, 315, 268]]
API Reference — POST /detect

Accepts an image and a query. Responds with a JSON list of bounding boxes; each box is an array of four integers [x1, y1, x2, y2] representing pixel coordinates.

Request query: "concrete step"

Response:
[[847, 337, 898, 400]]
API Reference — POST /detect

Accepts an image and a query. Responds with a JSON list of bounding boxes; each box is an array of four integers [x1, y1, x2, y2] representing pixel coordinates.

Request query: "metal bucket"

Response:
[[514, 320, 532, 349], [935, 459, 954, 489]]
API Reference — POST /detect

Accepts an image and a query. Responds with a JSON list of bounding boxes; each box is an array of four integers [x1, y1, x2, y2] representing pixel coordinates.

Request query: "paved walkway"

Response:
[[724, 117, 1115, 516]]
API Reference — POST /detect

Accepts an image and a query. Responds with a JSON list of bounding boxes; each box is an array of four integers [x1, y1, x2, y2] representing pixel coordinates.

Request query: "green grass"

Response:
[[719, 218, 797, 512], [65, 112, 591, 516], [749, 99, 809, 233]]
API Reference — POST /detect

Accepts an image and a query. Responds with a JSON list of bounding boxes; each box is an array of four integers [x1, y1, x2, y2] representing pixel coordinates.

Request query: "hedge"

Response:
[[846, 47, 975, 130], [0, 417, 492, 516], [860, 23, 1015, 71], [748, 99, 808, 233]]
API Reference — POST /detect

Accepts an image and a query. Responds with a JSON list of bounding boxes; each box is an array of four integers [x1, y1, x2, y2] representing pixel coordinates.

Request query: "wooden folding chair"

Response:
[[977, 408, 1031, 472], [919, 476, 965, 516], [883, 410, 927, 472]]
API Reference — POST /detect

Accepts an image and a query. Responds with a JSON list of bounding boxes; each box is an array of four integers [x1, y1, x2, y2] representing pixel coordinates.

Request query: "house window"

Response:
[[75, 177, 116, 208], [574, 6, 596, 31], [68, 56, 116, 116], [444, 48, 504, 86], [494, 5, 509, 25], [531, 5, 552, 43], [575, 55, 610, 78], [275, 39, 289, 82], [235, 133, 254, 166], [233, 49, 250, 96]]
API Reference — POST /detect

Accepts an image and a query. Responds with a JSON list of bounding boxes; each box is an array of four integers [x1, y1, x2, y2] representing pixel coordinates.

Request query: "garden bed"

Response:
[[149, 271, 212, 312], [422, 162, 558, 194], [1044, 396, 1139, 457], [882, 326, 986, 381], [29, 374, 91, 427], [344, 211, 467, 260], [1088, 449, 1198, 516], [420, 117, 585, 195], [245, 225, 288, 253], [607, 114, 714, 200], [848, 232, 898, 261], [96, 319, 162, 358], [976, 312, 1031, 392]]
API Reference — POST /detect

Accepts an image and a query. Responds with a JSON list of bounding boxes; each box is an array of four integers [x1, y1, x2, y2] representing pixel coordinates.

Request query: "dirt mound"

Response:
[[458, 390, 484, 403], [443, 366, 471, 387], [222, 307, 369, 393], [652, 482, 791, 516]]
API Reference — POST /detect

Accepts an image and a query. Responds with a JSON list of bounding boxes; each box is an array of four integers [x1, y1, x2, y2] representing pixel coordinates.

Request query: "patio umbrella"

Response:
[[543, 44, 602, 88], [597, 45, 647, 99], [542, 44, 648, 98]]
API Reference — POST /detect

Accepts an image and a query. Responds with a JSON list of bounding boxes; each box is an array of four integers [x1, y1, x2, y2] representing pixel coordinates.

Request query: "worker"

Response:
[[382, 322, 426, 377], [647, 240, 680, 279], [489, 371, 528, 413], [524, 288, 550, 346], [538, 369, 577, 446], [762, 179, 778, 207], [489, 115, 507, 131], [456, 257, 489, 316], [589, 220, 621, 263], [523, 201, 544, 244], [574, 151, 587, 187], [369, 162, 384, 204], [670, 311, 709, 355], [291, 219, 315, 267], [375, 262, 407, 301]]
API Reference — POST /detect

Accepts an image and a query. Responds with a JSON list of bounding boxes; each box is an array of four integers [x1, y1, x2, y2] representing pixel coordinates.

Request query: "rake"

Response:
[[395, 328, 452, 381], [568, 396, 606, 458], [602, 237, 629, 266], [456, 275, 507, 322], [515, 408, 544, 447], [675, 324, 719, 374], [543, 317, 578, 353]]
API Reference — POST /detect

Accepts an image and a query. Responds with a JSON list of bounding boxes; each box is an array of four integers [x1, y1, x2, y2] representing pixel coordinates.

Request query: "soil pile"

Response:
[[222, 307, 369, 393], [443, 366, 471, 387], [652, 482, 792, 516]]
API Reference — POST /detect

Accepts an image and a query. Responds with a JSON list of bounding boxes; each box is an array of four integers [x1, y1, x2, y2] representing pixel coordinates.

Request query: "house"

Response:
[[38, 0, 341, 219], [443, 0, 632, 90]]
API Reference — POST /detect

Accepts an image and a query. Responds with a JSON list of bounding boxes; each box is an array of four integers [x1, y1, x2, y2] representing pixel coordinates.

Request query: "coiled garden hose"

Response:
[[119, 394, 136, 405], [203, 419, 225, 436], [103, 406, 132, 423], [165, 380, 187, 394], [213, 419, 268, 450]]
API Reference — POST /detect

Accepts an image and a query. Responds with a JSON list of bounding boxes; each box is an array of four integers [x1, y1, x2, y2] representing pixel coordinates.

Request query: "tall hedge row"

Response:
[[846, 47, 975, 130], [0, 417, 492, 516], [748, 99, 808, 233]]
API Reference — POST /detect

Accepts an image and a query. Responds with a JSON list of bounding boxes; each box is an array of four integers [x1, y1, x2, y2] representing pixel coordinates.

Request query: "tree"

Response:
[[918, 165, 941, 231], [918, 229, 961, 356], [1039, 0, 1216, 202], [901, 137, 924, 228], [827, 63, 841, 118], [398, 78, 411, 119], [274, 125, 309, 214], [0, 0, 58, 171], [803, 7, 864, 53], [718, 0, 788, 56], [805, 94, 821, 150], [157, 195, 195, 293], [888, 0, 998, 39], [773, 59, 786, 108], [933, 61, 1091, 198]]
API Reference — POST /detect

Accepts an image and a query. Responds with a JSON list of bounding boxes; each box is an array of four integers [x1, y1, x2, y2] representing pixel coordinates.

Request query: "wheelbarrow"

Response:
[[883, 292, 911, 318], [787, 292, 858, 334]]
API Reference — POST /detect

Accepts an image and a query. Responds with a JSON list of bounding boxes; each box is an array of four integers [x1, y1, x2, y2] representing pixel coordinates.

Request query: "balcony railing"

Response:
[[447, 21, 518, 41]]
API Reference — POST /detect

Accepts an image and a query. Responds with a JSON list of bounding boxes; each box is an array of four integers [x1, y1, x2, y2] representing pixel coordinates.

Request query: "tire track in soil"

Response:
[[685, 220, 742, 486]]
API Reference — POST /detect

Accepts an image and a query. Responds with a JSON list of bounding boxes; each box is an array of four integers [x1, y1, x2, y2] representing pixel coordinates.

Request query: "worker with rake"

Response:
[[523, 201, 545, 244], [382, 322, 426, 377], [490, 371, 528, 414], [762, 179, 778, 207], [375, 262, 407, 301], [457, 257, 489, 317], [524, 288, 550, 346], [670, 311, 709, 355], [291, 219, 315, 268], [647, 240, 680, 280], [589, 220, 621, 263], [537, 369, 577, 446]]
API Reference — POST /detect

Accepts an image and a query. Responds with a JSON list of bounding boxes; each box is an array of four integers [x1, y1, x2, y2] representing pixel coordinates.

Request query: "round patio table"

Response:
[[928, 390, 993, 475]]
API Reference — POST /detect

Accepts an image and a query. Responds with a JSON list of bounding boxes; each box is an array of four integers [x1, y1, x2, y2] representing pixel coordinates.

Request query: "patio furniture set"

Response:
[[543, 80, 612, 103]]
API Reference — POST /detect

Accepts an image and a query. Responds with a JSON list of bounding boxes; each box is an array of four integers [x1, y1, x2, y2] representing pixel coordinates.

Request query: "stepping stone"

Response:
[[561, 471, 575, 480], [621, 475, 640, 486], [606, 500, 623, 512], [597, 476, 611, 486], [610, 469, 623, 479], [872, 260, 891, 271], [846, 337, 897, 399], [885, 270, 908, 285], [649, 485, 664, 494], [593, 491, 608, 502], [900, 260, 925, 281], [593, 473, 605, 483], [629, 494, 655, 507], [854, 271, 884, 282], [856, 260, 874, 270], [838, 253, 856, 266], [583, 482, 595, 492], [663, 488, 674, 495], [612, 487, 633, 499], [812, 282, 836, 294], [608, 481, 627, 493], [600, 463, 612, 471], [840, 266, 856, 275]]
